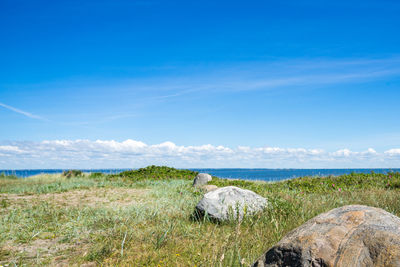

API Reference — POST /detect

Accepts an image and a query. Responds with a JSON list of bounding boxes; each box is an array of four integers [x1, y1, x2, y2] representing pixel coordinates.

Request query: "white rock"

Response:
[[195, 186, 267, 221], [193, 173, 212, 187]]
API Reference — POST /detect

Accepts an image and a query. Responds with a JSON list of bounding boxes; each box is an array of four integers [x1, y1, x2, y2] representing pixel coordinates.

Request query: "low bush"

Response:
[[89, 172, 104, 178], [111, 165, 198, 181], [62, 170, 83, 178]]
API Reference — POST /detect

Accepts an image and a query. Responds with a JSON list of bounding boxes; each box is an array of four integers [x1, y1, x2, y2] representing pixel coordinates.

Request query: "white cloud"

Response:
[[385, 148, 400, 155], [0, 145, 23, 153], [1, 139, 400, 169], [332, 149, 352, 157]]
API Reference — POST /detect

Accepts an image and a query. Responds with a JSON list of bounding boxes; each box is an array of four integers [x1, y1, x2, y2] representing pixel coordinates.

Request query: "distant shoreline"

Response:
[[2, 167, 399, 181]]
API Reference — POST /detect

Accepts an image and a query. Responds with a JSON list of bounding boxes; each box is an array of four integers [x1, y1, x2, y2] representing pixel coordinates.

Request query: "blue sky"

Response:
[[1, 0, 400, 168]]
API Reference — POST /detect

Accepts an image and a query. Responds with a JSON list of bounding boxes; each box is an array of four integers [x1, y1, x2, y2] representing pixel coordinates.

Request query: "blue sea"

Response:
[[1, 168, 399, 182]]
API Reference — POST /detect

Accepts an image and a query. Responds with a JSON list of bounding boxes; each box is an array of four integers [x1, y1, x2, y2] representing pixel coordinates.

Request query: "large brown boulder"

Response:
[[252, 205, 400, 267]]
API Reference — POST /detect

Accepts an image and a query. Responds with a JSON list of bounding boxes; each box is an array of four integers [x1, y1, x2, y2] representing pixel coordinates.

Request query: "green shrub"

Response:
[[89, 172, 104, 178], [111, 165, 198, 181], [62, 170, 83, 178]]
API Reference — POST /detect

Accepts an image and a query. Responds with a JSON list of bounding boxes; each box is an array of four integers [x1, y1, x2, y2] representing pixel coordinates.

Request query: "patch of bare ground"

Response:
[[0, 239, 95, 266], [0, 187, 151, 265], [0, 187, 151, 208]]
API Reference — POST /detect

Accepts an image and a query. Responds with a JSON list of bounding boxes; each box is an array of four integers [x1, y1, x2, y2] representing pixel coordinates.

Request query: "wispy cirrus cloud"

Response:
[[19, 57, 400, 96], [0, 139, 399, 169], [0, 102, 46, 120], [112, 56, 400, 99], [2, 57, 400, 126]]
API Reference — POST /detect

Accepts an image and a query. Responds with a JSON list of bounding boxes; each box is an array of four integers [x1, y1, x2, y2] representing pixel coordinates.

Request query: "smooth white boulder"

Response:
[[195, 186, 267, 221], [193, 173, 212, 187]]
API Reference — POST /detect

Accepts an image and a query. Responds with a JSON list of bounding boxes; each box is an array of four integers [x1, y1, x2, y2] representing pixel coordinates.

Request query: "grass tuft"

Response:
[[0, 173, 18, 180]]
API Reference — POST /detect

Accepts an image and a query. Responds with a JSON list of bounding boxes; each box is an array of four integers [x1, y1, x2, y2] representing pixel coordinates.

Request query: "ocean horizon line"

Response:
[[2, 167, 400, 181], [2, 167, 400, 171]]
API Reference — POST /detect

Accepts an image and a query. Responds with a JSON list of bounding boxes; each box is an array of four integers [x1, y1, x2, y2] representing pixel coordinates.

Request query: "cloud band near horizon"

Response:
[[0, 139, 399, 169]]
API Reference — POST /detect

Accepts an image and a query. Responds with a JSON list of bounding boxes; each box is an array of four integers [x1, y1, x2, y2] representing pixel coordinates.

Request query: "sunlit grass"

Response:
[[1, 169, 400, 266]]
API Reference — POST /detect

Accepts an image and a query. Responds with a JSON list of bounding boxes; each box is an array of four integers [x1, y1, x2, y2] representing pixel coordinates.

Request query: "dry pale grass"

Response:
[[0, 184, 155, 266], [0, 187, 150, 209]]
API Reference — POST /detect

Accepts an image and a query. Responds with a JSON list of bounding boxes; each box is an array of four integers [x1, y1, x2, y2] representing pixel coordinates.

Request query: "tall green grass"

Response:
[[0, 173, 18, 180], [1, 169, 400, 266]]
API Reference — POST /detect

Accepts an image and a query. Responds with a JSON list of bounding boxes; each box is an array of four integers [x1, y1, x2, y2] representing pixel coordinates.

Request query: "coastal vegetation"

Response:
[[111, 165, 198, 181], [1, 167, 400, 266], [62, 170, 83, 178]]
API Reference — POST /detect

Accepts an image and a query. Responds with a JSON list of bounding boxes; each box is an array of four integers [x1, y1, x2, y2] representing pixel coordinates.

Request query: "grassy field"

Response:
[[1, 167, 400, 266]]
